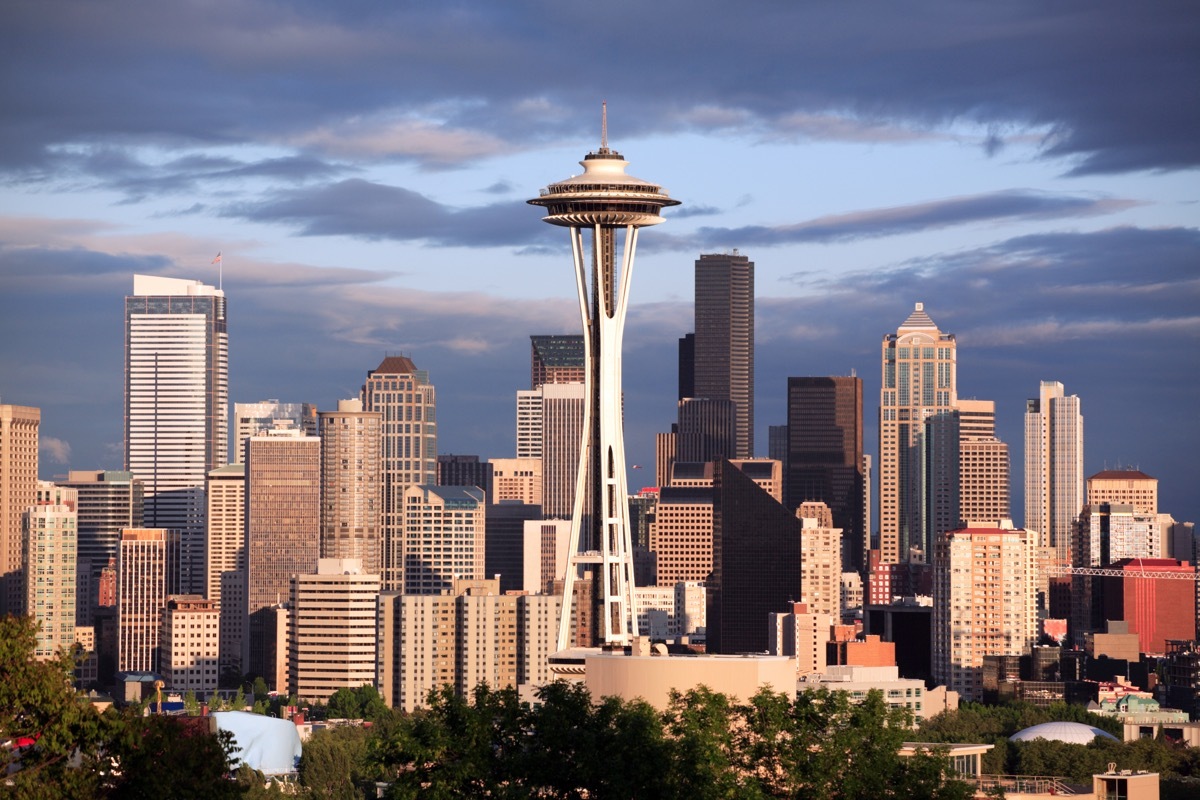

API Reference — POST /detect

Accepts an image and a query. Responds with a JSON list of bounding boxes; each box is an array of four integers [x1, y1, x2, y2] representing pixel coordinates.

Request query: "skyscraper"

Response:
[[530, 335, 585, 388], [539, 382, 586, 520], [528, 115, 679, 648], [244, 428, 320, 685], [125, 274, 228, 596], [232, 400, 317, 454], [956, 400, 1010, 526], [205, 463, 244, 680], [117, 528, 170, 674], [1024, 381, 1083, 564], [319, 400, 382, 573], [785, 376, 864, 572], [693, 252, 754, 459], [879, 303, 957, 564], [1, 403, 39, 615], [676, 397, 736, 462], [361, 355, 437, 592], [58, 470, 143, 627]]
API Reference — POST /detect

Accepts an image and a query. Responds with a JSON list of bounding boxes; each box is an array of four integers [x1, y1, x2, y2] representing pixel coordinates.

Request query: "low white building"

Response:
[[797, 664, 957, 724]]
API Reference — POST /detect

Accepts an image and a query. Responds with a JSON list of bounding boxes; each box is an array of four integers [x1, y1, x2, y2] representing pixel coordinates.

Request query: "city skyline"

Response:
[[0, 3, 1196, 526]]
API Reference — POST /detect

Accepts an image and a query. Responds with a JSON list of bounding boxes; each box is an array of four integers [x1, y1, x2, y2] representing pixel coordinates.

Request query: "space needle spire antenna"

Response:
[[530, 108, 680, 651]]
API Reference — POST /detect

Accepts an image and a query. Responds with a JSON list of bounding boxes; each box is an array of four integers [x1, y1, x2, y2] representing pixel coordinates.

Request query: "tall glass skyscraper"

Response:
[[124, 274, 227, 595], [694, 252, 755, 459]]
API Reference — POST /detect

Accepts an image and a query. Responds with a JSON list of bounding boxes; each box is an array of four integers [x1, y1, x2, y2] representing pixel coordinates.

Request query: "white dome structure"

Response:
[[1009, 721, 1119, 745]]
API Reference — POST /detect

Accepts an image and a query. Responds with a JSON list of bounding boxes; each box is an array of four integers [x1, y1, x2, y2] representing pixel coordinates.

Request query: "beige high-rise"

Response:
[[490, 457, 542, 505], [1, 404, 39, 615], [402, 485, 485, 595], [880, 303, 957, 564], [362, 356, 437, 592], [932, 524, 1036, 701], [319, 400, 382, 573], [957, 400, 1010, 525], [797, 503, 843, 620], [205, 463, 244, 678], [1086, 469, 1157, 514], [289, 559, 380, 704]]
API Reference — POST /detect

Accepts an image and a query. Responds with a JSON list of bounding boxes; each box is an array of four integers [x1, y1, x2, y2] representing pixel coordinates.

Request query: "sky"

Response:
[[1, 1, 1197, 527]]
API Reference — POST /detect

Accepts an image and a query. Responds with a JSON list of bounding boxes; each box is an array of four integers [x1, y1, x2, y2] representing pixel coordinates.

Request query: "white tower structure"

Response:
[[529, 107, 680, 649]]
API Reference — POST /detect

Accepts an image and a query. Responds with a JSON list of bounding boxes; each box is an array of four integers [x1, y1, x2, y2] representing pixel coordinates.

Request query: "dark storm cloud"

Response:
[[225, 178, 555, 247], [1, 1, 1196, 181], [682, 191, 1136, 248]]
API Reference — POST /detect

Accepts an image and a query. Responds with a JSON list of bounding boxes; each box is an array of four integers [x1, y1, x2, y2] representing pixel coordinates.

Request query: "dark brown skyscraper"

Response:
[[693, 253, 754, 458], [707, 459, 801, 655], [785, 376, 865, 572]]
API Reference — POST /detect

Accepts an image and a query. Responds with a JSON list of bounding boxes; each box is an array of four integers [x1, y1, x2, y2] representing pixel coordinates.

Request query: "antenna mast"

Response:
[[601, 101, 608, 150]]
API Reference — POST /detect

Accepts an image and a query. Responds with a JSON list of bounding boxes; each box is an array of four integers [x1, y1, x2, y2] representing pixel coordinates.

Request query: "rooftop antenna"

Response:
[[601, 101, 609, 152]]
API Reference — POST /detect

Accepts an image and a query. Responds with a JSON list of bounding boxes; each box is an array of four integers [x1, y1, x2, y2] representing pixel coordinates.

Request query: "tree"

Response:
[[0, 615, 110, 799], [300, 725, 375, 800], [107, 713, 243, 800]]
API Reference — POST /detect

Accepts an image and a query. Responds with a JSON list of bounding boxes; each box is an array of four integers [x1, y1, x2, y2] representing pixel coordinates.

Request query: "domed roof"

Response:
[[1009, 721, 1119, 745]]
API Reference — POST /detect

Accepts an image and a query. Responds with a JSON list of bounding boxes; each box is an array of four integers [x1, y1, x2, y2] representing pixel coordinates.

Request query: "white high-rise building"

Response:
[[932, 524, 1037, 701], [289, 559, 380, 704], [23, 482, 78, 659], [205, 463, 244, 679], [1024, 381, 1083, 563], [125, 274, 228, 596]]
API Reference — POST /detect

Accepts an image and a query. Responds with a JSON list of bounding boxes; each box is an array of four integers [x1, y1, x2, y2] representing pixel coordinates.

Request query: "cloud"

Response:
[[224, 178, 552, 247], [39, 437, 72, 464], [0, 1, 1195, 181], [667, 191, 1137, 250]]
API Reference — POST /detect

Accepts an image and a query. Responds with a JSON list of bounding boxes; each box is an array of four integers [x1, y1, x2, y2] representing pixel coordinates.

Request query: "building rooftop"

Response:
[[531, 335, 584, 367], [370, 355, 418, 376], [1089, 469, 1156, 481], [898, 302, 938, 331]]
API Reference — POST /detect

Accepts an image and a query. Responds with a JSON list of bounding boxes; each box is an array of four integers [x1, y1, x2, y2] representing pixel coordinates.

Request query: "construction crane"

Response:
[[1042, 564, 1200, 581]]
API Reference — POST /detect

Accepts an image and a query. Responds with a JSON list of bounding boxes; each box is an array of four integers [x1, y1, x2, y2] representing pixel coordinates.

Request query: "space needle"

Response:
[[530, 105, 680, 651]]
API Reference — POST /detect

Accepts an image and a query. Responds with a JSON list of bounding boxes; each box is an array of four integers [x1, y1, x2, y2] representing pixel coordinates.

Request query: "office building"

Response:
[[490, 457, 541, 505], [879, 303, 956, 564], [437, 454, 493, 498], [402, 485, 485, 595], [678, 333, 695, 400], [957, 400, 1010, 525], [539, 382, 586, 520], [125, 275, 228, 596], [676, 397, 736, 462], [654, 431, 676, 489], [205, 463, 244, 679], [516, 390, 543, 460], [925, 400, 1010, 547], [117, 528, 170, 674], [769, 602, 830, 676], [232, 400, 317, 454], [1097, 559, 1196, 655], [693, 252, 754, 459], [1, 403, 39, 615], [245, 428, 320, 685], [522, 519, 572, 595], [485, 501, 544, 593], [932, 525, 1037, 701], [786, 376, 864, 572], [22, 482, 77, 659], [628, 487, 658, 551], [361, 355, 437, 592], [58, 470, 143, 627], [288, 558, 380, 703], [707, 460, 802, 655], [1024, 381, 1083, 564], [768, 425, 787, 464], [319, 400, 382, 574], [160, 595, 219, 693], [1072, 502, 1164, 643], [530, 335, 585, 388]]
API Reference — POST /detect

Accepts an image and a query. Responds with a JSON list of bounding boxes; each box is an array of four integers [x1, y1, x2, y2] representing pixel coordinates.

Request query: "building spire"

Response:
[[601, 101, 608, 152]]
